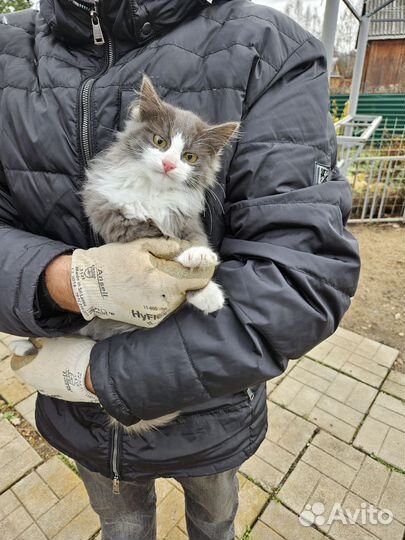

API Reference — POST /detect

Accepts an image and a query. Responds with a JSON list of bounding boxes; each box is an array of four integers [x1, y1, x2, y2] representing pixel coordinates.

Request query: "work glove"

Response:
[[10, 337, 98, 403], [71, 237, 216, 328]]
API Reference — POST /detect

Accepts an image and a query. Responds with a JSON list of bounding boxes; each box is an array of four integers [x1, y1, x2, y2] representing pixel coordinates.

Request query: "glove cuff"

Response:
[[71, 249, 104, 321]]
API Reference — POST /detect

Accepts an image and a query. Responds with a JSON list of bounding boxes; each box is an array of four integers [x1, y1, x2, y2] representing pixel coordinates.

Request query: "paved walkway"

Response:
[[0, 327, 403, 540]]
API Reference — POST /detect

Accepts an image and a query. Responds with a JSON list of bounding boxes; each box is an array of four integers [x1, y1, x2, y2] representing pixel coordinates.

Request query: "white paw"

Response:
[[176, 246, 218, 268], [187, 281, 225, 314], [121, 203, 139, 220], [8, 340, 37, 356]]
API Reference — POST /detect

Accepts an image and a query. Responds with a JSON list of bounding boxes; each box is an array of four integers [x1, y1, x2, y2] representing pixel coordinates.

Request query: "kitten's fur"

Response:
[[81, 75, 239, 433], [11, 75, 238, 435]]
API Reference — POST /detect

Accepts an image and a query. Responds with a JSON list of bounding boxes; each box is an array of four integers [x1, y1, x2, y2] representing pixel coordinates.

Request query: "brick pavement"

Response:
[[0, 327, 403, 540]]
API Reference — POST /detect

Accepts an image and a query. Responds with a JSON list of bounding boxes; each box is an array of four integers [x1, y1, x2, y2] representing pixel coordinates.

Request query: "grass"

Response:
[[240, 526, 253, 540]]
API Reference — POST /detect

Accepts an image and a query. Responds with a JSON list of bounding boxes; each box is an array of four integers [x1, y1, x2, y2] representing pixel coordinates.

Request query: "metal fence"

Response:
[[342, 119, 405, 223]]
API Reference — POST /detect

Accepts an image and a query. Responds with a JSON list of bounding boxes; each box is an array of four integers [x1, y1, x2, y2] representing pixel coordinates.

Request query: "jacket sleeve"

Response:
[[89, 36, 360, 425], [0, 162, 84, 336]]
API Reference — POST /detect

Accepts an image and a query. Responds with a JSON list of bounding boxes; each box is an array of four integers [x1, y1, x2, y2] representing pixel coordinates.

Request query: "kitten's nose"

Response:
[[162, 159, 176, 174]]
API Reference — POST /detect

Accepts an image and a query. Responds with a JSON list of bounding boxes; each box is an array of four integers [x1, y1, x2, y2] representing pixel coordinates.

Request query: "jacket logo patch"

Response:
[[314, 162, 331, 184]]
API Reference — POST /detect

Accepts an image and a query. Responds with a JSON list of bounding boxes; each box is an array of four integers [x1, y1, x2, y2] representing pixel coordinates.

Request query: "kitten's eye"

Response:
[[182, 152, 199, 164], [152, 134, 169, 150]]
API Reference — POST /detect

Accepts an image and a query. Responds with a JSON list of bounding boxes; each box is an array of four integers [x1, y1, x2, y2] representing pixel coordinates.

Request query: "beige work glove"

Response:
[[71, 237, 215, 328], [10, 337, 98, 403]]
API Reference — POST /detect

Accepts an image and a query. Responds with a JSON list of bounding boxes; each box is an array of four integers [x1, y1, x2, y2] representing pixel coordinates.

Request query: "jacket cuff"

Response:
[[16, 242, 86, 337]]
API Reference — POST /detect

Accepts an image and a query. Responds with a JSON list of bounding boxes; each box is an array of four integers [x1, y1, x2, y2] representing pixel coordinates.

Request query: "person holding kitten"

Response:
[[0, 1, 360, 539]]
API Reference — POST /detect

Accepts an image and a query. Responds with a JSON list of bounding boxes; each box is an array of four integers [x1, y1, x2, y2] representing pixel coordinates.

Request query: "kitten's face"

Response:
[[120, 75, 239, 193]]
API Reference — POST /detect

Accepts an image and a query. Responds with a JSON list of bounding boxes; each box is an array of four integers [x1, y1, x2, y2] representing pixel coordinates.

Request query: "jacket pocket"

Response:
[[179, 387, 256, 417]]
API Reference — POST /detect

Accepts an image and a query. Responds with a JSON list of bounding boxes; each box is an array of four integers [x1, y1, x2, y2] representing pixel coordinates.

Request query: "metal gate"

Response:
[[343, 119, 405, 223]]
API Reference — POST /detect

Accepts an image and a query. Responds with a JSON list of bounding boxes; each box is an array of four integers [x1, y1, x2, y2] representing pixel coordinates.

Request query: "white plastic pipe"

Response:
[[321, 0, 340, 77]]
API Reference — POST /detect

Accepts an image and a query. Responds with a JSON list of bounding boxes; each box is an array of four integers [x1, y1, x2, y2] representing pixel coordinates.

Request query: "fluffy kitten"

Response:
[[80, 74, 239, 344]]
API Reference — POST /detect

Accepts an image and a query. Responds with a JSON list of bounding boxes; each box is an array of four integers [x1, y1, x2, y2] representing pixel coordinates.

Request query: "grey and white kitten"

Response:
[[80, 74, 239, 342], [11, 75, 239, 435]]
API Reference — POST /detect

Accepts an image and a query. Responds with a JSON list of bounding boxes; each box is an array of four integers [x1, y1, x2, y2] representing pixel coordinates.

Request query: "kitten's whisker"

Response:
[[206, 187, 225, 215], [211, 179, 226, 198], [205, 200, 213, 235]]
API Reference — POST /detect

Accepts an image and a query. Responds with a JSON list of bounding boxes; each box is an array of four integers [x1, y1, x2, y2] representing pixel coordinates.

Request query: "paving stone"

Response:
[[235, 476, 268, 539], [311, 431, 365, 471], [36, 482, 91, 538], [240, 454, 284, 493], [279, 432, 405, 539], [328, 519, 379, 540], [271, 358, 377, 442], [0, 341, 9, 361], [354, 393, 405, 470], [278, 460, 321, 514], [155, 477, 175, 502], [306, 340, 335, 362], [372, 344, 400, 369], [164, 526, 188, 540], [15, 393, 37, 430], [379, 469, 405, 524], [0, 418, 19, 447], [0, 357, 35, 405], [53, 505, 100, 540], [0, 420, 42, 493], [378, 428, 404, 471], [16, 523, 47, 540], [0, 490, 20, 521], [0, 504, 33, 540], [251, 519, 285, 540], [266, 380, 277, 395], [266, 360, 298, 397], [260, 500, 326, 540], [382, 370, 405, 400], [37, 456, 81, 499], [12, 471, 58, 519], [241, 402, 316, 492]]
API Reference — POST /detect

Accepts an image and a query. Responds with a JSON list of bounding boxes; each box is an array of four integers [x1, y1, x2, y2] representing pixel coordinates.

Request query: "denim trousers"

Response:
[[76, 463, 240, 540]]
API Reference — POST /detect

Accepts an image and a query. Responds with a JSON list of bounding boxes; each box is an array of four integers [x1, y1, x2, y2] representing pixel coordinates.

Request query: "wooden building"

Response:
[[362, 0, 405, 93]]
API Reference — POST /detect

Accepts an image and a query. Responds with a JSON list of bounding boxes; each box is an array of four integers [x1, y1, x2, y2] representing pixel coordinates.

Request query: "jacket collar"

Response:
[[41, 0, 216, 46]]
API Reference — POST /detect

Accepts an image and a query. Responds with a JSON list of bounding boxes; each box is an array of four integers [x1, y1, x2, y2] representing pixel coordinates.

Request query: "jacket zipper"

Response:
[[111, 423, 121, 494], [74, 0, 114, 246], [76, 0, 115, 165], [72, 1, 119, 483]]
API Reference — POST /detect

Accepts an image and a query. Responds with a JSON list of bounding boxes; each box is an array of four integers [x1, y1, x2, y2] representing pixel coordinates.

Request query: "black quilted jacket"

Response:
[[0, 0, 360, 481]]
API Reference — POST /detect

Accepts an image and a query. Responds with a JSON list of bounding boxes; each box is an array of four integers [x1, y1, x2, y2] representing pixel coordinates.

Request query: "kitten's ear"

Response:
[[138, 74, 164, 121], [204, 122, 240, 152]]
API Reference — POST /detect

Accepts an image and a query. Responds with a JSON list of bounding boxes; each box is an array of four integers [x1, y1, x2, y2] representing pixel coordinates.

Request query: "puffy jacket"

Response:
[[0, 0, 360, 481]]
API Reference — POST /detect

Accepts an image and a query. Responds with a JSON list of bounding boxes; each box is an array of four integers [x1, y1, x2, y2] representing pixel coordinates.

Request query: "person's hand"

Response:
[[10, 337, 98, 403], [69, 237, 216, 328]]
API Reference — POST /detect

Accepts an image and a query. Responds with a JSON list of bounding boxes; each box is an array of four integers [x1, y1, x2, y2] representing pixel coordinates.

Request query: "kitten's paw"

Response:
[[8, 340, 37, 357], [176, 246, 218, 268], [121, 203, 138, 220], [187, 282, 225, 314]]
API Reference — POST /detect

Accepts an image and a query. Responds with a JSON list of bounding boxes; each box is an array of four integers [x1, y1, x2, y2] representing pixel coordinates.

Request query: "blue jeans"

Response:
[[76, 463, 239, 540]]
